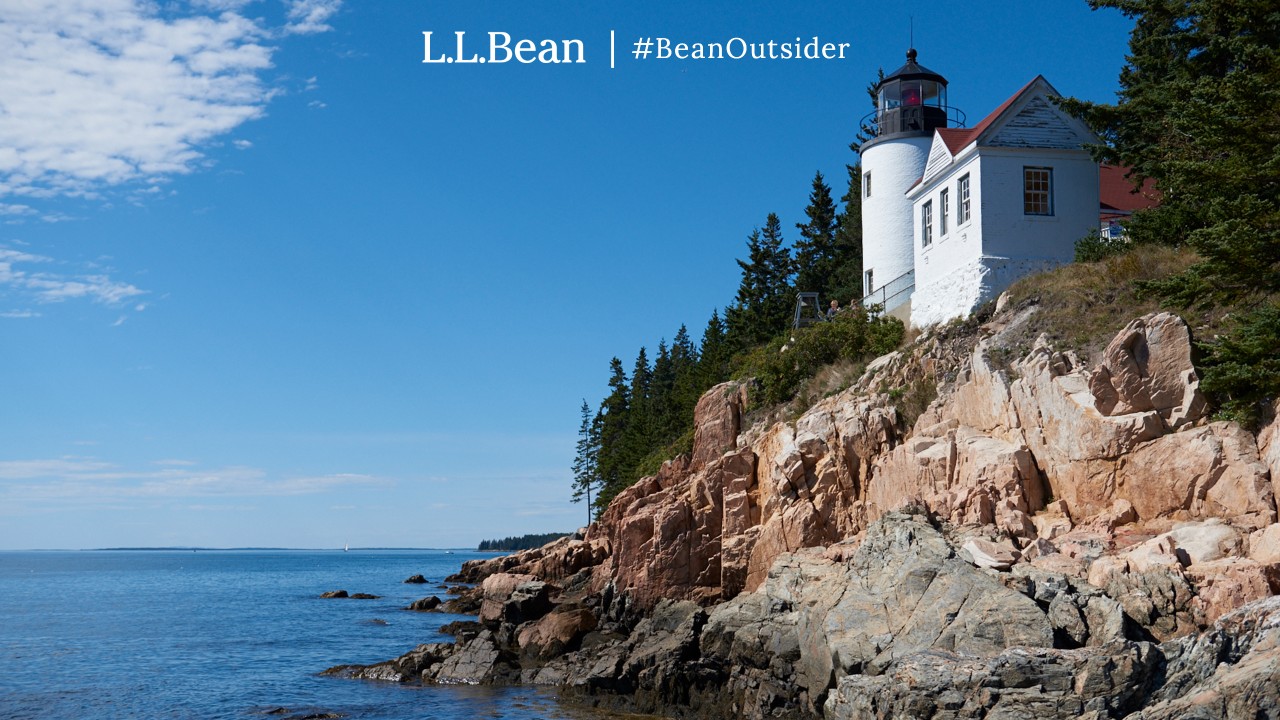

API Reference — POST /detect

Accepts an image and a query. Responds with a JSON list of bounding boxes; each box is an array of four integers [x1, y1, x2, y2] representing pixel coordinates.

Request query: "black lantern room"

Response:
[[865, 49, 964, 140]]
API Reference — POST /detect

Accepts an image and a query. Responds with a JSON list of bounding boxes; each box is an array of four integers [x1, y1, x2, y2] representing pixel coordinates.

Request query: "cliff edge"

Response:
[[329, 303, 1280, 720]]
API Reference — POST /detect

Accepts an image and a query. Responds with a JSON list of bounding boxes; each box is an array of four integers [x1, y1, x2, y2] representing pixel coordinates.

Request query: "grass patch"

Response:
[[995, 244, 1200, 366]]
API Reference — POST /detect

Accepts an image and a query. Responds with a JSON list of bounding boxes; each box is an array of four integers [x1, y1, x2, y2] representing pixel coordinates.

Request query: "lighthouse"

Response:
[[859, 49, 964, 315]]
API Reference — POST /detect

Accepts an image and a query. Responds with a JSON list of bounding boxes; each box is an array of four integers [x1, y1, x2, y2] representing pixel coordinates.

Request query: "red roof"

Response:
[[1099, 164, 1160, 213], [935, 76, 1043, 156]]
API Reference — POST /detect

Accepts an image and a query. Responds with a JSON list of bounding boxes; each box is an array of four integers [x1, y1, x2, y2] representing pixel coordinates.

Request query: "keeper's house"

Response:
[[859, 50, 1155, 328]]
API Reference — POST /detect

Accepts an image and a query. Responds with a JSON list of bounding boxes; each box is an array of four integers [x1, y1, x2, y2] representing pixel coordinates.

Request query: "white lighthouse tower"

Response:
[[860, 50, 963, 316]]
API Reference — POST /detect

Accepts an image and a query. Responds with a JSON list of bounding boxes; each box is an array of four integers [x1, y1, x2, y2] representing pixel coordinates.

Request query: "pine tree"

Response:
[[570, 397, 600, 524], [649, 340, 676, 442], [698, 310, 731, 391], [627, 346, 652, 445], [855, 68, 886, 150], [670, 324, 702, 432], [794, 172, 840, 299], [829, 162, 865, 304], [726, 213, 794, 347], [1059, 1, 1280, 426], [1060, 0, 1280, 304], [594, 357, 631, 510]]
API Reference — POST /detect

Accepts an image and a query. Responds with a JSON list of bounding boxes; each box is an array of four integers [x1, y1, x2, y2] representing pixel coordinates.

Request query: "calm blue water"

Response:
[[0, 550, 614, 720]]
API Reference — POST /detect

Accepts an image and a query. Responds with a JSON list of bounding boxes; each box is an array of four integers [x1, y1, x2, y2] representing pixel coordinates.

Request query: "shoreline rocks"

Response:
[[336, 310, 1280, 719]]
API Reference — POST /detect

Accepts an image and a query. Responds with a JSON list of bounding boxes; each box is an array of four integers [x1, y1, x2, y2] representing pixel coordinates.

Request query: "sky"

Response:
[[0, 0, 1137, 549]]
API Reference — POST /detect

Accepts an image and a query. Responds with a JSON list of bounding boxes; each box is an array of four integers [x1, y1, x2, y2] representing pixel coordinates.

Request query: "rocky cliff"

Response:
[[328, 305, 1280, 719]]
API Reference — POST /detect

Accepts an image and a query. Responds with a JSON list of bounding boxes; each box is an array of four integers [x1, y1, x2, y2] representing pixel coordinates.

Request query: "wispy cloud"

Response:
[[0, 246, 146, 308], [0, 457, 388, 502], [0, 203, 36, 217], [0, 0, 342, 201], [284, 0, 344, 35]]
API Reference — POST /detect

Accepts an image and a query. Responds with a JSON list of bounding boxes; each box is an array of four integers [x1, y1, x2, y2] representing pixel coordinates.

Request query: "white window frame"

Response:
[[939, 188, 949, 235], [921, 200, 933, 247], [958, 174, 971, 225], [1023, 166, 1054, 216], [864, 171, 871, 198]]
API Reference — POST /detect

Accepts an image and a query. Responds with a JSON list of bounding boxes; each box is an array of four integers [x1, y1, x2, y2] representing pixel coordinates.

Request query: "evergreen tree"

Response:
[[726, 213, 794, 347], [570, 399, 600, 524], [628, 346, 652, 441], [855, 68, 886, 150], [829, 162, 865, 304], [649, 340, 676, 442], [1060, 0, 1280, 303], [698, 310, 731, 391], [794, 172, 840, 299], [594, 357, 631, 510], [670, 324, 702, 431], [1060, 0, 1280, 425]]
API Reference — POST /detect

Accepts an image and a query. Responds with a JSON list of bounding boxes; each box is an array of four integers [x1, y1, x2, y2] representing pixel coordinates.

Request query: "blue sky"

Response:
[[0, 1, 1135, 549]]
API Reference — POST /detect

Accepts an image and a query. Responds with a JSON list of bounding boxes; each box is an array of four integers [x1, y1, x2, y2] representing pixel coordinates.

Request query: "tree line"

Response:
[[1060, 0, 1280, 427], [571, 163, 880, 517], [573, 0, 1280, 517], [477, 533, 570, 551]]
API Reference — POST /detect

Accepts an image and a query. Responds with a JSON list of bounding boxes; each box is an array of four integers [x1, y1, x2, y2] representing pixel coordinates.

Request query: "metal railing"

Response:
[[862, 269, 915, 314], [859, 105, 967, 138]]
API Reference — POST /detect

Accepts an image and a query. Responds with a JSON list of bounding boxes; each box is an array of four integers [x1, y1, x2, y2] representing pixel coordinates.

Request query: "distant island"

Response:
[[476, 533, 569, 552]]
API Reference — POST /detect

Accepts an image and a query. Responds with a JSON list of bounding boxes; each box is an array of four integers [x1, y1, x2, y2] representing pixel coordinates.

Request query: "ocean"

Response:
[[0, 549, 616, 720]]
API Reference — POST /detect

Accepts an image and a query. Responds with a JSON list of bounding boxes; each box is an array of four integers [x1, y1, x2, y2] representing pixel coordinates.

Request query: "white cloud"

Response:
[[284, 0, 343, 35], [0, 203, 36, 216], [233, 139, 253, 149], [0, 0, 341, 201], [0, 309, 40, 318], [0, 245, 147, 307]]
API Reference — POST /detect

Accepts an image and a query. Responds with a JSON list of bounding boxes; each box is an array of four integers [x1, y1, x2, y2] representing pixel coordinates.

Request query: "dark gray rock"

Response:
[[406, 596, 441, 612]]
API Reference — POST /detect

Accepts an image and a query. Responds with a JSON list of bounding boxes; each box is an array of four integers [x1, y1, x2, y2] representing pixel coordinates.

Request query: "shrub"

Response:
[[735, 309, 904, 407], [1074, 229, 1130, 263], [1196, 302, 1280, 429]]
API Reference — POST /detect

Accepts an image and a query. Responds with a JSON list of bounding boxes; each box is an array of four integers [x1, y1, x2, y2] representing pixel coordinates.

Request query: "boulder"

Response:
[[432, 629, 506, 684], [961, 537, 1019, 570], [407, 596, 441, 612], [1089, 312, 1206, 427], [517, 608, 598, 662], [1186, 557, 1280, 623], [477, 572, 538, 624], [319, 590, 348, 599], [403, 574, 428, 584], [501, 581, 558, 625], [1250, 523, 1280, 564]]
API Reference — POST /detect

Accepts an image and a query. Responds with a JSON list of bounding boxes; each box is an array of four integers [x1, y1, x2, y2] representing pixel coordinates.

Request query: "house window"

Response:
[[864, 171, 871, 198], [921, 201, 933, 247], [958, 174, 971, 224], [864, 269, 874, 295], [939, 189, 949, 235], [1024, 167, 1053, 215]]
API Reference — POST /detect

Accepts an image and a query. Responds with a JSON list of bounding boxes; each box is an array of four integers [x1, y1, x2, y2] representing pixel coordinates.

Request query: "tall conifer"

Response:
[[570, 399, 600, 524], [794, 172, 839, 299], [727, 213, 794, 346]]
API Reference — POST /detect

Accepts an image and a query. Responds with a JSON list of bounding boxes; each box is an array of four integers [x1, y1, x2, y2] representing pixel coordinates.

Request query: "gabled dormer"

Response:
[[915, 76, 1099, 191]]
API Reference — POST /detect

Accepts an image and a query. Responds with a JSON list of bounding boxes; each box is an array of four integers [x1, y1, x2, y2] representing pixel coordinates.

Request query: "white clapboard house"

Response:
[[858, 50, 1153, 328]]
